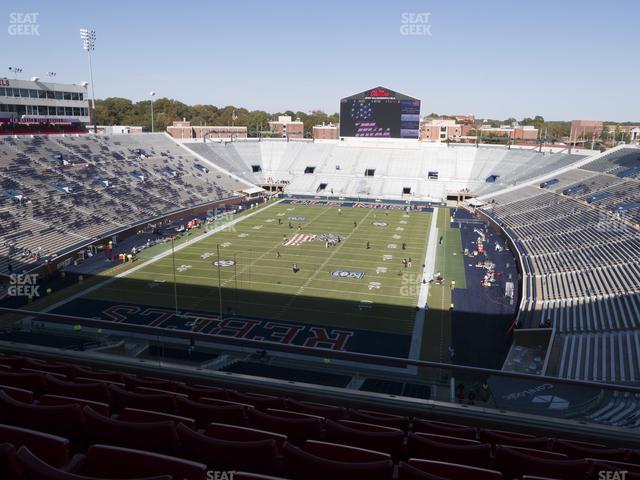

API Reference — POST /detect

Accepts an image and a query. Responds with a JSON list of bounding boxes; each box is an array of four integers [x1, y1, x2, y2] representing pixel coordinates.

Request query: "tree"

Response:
[[93, 97, 339, 136]]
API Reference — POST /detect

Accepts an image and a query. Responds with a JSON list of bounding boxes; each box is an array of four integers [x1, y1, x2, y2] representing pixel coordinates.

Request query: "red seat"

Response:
[[39, 394, 110, 417], [248, 408, 323, 446], [552, 438, 629, 461], [20, 368, 67, 381], [134, 387, 188, 398], [0, 391, 86, 444], [0, 384, 34, 403], [16, 446, 172, 480], [174, 384, 228, 400], [232, 474, 289, 480], [397, 462, 459, 480], [0, 424, 72, 468], [74, 377, 126, 389], [123, 374, 177, 392], [521, 477, 569, 480], [81, 444, 207, 480], [45, 375, 111, 404], [175, 396, 247, 428], [303, 440, 390, 462], [74, 368, 123, 383], [479, 428, 550, 450], [266, 408, 324, 421], [347, 409, 410, 431], [407, 432, 492, 468], [197, 396, 254, 409], [83, 406, 179, 455], [325, 419, 404, 459], [0, 442, 21, 480], [412, 419, 477, 440], [176, 422, 279, 475], [228, 391, 287, 410], [0, 372, 46, 395], [407, 458, 504, 480], [108, 384, 177, 414], [282, 441, 393, 480], [0, 355, 27, 369], [205, 423, 287, 451], [494, 445, 589, 480], [414, 432, 480, 446], [287, 399, 346, 420], [23, 359, 78, 378], [496, 444, 567, 460], [118, 408, 196, 429]]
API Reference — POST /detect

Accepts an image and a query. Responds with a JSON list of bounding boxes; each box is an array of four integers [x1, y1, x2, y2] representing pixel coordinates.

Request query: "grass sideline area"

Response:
[[44, 201, 434, 356], [422, 207, 466, 366]]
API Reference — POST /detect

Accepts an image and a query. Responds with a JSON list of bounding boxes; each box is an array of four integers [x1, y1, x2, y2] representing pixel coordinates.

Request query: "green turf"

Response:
[[78, 202, 432, 335], [433, 208, 467, 289]]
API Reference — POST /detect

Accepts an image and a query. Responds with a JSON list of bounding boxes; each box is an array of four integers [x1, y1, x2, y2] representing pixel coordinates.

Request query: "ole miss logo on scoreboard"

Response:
[[366, 88, 395, 99]]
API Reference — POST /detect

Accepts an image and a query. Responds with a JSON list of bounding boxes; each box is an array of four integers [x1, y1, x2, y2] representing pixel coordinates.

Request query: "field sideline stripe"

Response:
[[408, 208, 439, 361]]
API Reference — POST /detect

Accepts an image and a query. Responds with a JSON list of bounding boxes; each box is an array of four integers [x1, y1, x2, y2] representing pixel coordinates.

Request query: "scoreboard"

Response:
[[339, 86, 420, 139]]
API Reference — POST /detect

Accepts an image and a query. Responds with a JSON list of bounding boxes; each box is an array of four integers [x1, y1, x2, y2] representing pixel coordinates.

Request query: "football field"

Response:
[[50, 200, 434, 357]]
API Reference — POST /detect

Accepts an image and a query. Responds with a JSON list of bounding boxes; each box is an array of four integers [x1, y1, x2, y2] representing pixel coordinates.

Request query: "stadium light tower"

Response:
[[149, 91, 156, 133], [8, 66, 23, 79], [80, 28, 97, 133]]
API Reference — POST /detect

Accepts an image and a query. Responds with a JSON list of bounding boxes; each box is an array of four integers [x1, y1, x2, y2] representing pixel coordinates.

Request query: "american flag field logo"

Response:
[[283, 233, 317, 246]]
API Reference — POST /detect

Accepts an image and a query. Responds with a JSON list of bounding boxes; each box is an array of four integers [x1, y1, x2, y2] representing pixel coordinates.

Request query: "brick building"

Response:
[[419, 119, 463, 142], [312, 123, 339, 140], [570, 120, 604, 141], [268, 115, 304, 139]]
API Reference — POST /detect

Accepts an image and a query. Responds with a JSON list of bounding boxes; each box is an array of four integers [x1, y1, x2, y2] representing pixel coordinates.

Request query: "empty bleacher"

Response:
[[0, 134, 247, 273], [482, 146, 640, 389], [184, 140, 584, 202]]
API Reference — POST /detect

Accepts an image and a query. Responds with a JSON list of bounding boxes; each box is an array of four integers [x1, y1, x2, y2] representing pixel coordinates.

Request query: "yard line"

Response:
[[276, 208, 376, 319], [182, 205, 336, 313], [219, 204, 334, 289]]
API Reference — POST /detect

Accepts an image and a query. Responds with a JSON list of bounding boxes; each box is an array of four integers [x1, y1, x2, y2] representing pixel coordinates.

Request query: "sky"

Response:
[[4, 0, 640, 121]]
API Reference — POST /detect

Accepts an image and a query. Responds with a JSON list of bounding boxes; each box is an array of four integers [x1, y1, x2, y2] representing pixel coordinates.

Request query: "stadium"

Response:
[[1, 11, 640, 480]]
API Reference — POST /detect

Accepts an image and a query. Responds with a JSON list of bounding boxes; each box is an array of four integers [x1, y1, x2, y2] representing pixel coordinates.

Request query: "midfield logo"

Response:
[[212, 260, 236, 267], [319, 233, 342, 243], [331, 270, 365, 280]]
